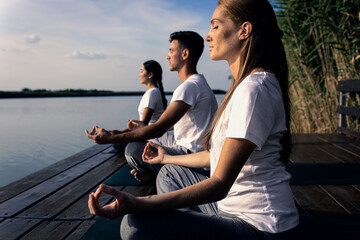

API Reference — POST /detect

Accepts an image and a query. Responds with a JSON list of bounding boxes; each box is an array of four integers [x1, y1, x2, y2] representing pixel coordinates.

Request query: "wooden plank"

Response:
[[291, 185, 349, 216], [291, 144, 341, 163], [20, 220, 82, 240], [0, 144, 111, 204], [338, 105, 360, 118], [316, 134, 360, 156], [0, 218, 42, 240], [289, 145, 314, 163], [287, 163, 360, 185], [337, 127, 360, 139], [0, 148, 116, 218], [320, 185, 360, 214], [315, 133, 358, 143], [55, 185, 125, 220], [17, 154, 126, 219], [312, 141, 360, 163], [338, 79, 360, 92], [65, 220, 96, 240], [122, 185, 156, 197], [292, 134, 359, 163], [292, 133, 324, 144]]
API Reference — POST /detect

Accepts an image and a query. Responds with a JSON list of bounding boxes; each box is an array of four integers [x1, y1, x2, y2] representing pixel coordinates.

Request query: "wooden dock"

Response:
[[0, 133, 359, 240]]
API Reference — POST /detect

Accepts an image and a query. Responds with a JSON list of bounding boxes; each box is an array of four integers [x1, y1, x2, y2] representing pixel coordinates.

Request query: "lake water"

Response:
[[0, 95, 224, 188]]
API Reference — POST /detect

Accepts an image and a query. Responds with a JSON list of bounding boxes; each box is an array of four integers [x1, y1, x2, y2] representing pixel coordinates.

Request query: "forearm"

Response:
[[112, 123, 166, 143], [111, 128, 129, 134], [137, 176, 225, 212], [163, 151, 210, 168]]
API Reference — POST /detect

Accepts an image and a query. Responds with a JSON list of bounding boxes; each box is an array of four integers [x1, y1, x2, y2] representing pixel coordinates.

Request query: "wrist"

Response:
[[162, 154, 170, 164]]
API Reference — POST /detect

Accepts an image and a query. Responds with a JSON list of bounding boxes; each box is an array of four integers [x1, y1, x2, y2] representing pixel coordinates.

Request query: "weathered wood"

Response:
[[320, 185, 360, 214], [0, 144, 111, 204], [55, 185, 124, 221], [337, 79, 360, 138], [0, 134, 359, 239], [338, 79, 360, 92], [291, 144, 341, 163], [287, 163, 360, 185], [65, 220, 96, 240], [291, 185, 349, 215], [337, 127, 360, 139], [0, 218, 42, 240], [122, 185, 157, 197], [0, 148, 116, 218], [316, 134, 360, 155], [21, 220, 82, 240], [338, 105, 360, 118], [17, 154, 126, 219]]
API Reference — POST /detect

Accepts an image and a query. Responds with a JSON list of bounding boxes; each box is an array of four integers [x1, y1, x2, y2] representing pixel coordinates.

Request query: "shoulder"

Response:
[[236, 72, 276, 93], [146, 87, 161, 96]]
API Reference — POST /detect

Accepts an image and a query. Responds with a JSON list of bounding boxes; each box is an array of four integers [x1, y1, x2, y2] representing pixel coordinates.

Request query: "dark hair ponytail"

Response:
[[143, 60, 167, 110]]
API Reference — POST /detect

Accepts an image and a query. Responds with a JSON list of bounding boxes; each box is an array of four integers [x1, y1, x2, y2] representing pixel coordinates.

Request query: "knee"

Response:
[[156, 164, 184, 194], [120, 214, 154, 240], [157, 164, 176, 183], [124, 142, 144, 166], [124, 142, 138, 159]]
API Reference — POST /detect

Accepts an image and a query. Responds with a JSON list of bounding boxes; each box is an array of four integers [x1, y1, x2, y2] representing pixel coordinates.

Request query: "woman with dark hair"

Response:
[[88, 0, 299, 239], [112, 60, 167, 149], [136, 60, 167, 126]]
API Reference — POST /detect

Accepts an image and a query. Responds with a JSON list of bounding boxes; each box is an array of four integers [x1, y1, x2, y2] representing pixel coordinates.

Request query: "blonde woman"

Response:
[[88, 0, 299, 239]]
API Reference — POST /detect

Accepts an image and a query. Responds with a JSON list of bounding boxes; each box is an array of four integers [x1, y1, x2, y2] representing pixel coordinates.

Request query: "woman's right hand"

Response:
[[88, 184, 138, 220], [142, 142, 167, 165]]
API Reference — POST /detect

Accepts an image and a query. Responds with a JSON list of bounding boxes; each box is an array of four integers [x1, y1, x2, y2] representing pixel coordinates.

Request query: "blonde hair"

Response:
[[203, 0, 291, 164]]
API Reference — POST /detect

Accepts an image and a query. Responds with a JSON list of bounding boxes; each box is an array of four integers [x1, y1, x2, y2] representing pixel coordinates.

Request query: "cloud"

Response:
[[66, 50, 106, 60], [23, 34, 40, 44]]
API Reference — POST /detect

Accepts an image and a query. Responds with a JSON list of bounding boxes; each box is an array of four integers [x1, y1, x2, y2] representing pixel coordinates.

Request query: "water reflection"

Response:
[[0, 95, 224, 187]]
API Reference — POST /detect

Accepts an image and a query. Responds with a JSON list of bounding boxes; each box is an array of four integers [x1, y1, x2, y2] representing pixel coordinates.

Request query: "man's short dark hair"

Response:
[[170, 31, 204, 64]]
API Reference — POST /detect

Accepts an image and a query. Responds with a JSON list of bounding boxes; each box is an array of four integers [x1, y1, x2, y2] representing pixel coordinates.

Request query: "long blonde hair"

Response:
[[203, 0, 291, 164]]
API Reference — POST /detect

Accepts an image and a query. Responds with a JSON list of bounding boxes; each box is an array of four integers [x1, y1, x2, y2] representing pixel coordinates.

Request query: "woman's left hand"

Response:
[[142, 141, 168, 165]]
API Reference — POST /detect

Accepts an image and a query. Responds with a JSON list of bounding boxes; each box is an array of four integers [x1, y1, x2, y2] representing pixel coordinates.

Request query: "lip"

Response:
[[209, 46, 214, 51]]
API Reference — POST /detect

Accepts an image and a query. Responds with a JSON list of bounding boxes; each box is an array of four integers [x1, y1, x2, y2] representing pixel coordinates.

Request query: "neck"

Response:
[[228, 55, 241, 80], [146, 82, 156, 90], [228, 56, 266, 80], [177, 64, 198, 82]]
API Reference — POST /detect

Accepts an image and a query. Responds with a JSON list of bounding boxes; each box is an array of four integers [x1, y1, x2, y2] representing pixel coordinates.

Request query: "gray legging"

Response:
[[119, 164, 296, 240]]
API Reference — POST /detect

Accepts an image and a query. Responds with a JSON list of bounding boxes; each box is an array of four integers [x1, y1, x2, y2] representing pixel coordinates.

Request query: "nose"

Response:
[[205, 32, 211, 42], [166, 54, 170, 60]]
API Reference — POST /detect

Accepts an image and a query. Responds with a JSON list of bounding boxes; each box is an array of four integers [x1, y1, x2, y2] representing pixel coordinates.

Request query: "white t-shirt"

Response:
[[138, 88, 164, 124], [171, 74, 217, 152], [210, 72, 299, 233]]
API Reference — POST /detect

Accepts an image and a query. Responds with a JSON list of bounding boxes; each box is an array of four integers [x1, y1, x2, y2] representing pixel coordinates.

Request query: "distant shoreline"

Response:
[[0, 89, 226, 99]]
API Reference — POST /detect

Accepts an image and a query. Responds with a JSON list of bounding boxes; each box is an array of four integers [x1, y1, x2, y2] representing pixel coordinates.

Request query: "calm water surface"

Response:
[[0, 95, 224, 187]]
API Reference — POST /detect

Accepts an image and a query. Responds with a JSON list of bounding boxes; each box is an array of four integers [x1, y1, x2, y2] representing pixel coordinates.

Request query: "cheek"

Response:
[[223, 29, 233, 39]]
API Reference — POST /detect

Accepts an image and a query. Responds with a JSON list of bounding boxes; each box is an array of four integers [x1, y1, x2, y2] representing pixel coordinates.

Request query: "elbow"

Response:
[[213, 189, 229, 202], [147, 124, 168, 139], [208, 177, 232, 202]]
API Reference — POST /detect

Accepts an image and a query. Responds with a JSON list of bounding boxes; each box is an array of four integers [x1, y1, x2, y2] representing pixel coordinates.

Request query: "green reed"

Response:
[[275, 0, 360, 133]]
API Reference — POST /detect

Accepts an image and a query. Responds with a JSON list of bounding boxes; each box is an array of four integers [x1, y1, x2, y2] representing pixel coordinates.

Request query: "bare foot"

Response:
[[130, 169, 156, 182]]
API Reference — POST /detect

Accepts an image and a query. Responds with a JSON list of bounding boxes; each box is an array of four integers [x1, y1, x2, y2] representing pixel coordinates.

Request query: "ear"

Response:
[[239, 21, 252, 40], [182, 48, 190, 61], [148, 72, 154, 79]]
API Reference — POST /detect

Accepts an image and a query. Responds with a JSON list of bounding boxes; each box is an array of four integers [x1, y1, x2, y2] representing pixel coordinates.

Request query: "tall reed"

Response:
[[275, 0, 360, 133]]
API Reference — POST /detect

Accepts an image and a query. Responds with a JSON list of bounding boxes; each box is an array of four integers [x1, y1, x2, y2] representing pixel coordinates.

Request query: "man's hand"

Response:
[[85, 126, 113, 144], [88, 184, 138, 220], [142, 142, 168, 165]]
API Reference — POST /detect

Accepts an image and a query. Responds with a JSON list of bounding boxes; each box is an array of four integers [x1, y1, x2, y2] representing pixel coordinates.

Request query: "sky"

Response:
[[0, 0, 232, 92]]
